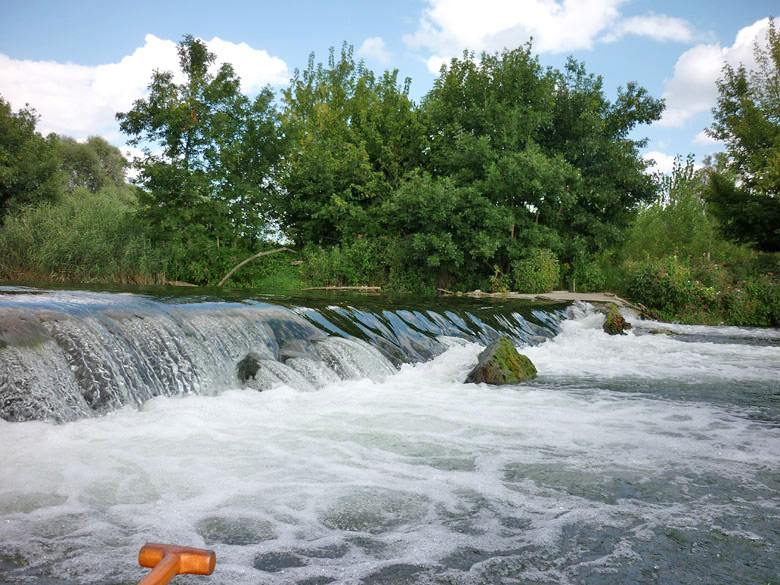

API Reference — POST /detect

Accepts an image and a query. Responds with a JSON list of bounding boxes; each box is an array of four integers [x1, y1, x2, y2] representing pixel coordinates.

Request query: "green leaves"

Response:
[[0, 97, 61, 220], [706, 17, 780, 251], [279, 43, 425, 246], [117, 36, 283, 249]]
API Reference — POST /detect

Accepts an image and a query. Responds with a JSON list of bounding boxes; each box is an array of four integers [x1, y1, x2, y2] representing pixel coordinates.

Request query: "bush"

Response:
[[511, 248, 560, 293], [720, 275, 780, 327], [625, 256, 699, 315], [568, 254, 607, 292], [625, 256, 779, 326], [302, 237, 390, 287]]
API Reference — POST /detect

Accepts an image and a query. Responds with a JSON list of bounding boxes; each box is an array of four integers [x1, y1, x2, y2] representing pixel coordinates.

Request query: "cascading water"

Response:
[[0, 286, 778, 585]]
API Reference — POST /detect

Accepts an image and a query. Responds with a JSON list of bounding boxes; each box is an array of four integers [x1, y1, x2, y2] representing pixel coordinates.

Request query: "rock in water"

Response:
[[465, 338, 537, 385], [603, 305, 632, 336], [237, 352, 263, 383]]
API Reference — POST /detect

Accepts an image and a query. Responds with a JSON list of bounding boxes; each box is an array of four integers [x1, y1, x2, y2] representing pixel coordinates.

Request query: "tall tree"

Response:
[[706, 17, 780, 251], [420, 46, 663, 267], [0, 96, 61, 221], [280, 44, 426, 245], [117, 35, 284, 245]]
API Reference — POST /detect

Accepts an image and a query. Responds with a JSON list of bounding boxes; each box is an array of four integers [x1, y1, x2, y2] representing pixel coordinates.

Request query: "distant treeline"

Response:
[[1, 29, 778, 324]]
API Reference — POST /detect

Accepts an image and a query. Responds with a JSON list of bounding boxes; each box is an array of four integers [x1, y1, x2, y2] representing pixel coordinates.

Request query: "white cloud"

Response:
[[207, 37, 289, 90], [693, 130, 720, 146], [0, 34, 289, 141], [405, 0, 625, 66], [658, 17, 773, 128], [425, 55, 451, 74], [404, 0, 697, 73], [357, 37, 391, 64], [601, 13, 696, 43], [642, 151, 677, 175]]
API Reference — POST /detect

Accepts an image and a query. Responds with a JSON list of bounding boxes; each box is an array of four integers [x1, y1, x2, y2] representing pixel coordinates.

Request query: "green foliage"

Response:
[[280, 44, 425, 246], [626, 256, 701, 315], [704, 171, 779, 251], [568, 254, 607, 292], [625, 255, 779, 326], [511, 248, 560, 293], [302, 238, 389, 287], [622, 154, 718, 261], [300, 236, 437, 294], [56, 135, 129, 194], [380, 173, 510, 286], [490, 265, 511, 293], [117, 35, 284, 247], [422, 48, 662, 262], [0, 187, 164, 282], [0, 96, 61, 220], [706, 18, 780, 251], [719, 274, 780, 327]]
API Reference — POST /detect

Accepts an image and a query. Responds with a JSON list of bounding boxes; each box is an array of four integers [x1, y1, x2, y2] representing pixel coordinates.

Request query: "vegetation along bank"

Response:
[[1, 27, 778, 326]]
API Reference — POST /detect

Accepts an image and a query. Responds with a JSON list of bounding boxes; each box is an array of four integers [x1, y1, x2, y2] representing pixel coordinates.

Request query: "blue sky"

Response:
[[1, 0, 777, 173]]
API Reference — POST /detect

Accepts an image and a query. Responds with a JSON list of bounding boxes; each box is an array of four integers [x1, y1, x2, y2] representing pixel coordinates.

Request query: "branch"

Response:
[[217, 247, 297, 287]]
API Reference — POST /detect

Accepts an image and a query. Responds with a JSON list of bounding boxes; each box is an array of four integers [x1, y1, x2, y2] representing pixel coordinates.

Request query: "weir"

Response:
[[0, 286, 567, 423], [1, 286, 778, 585]]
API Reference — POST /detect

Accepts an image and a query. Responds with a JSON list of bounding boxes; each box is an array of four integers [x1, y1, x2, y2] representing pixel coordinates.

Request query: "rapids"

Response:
[[0, 286, 778, 584]]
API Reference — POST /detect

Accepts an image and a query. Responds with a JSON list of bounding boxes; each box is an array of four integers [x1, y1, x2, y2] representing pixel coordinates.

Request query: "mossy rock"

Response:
[[465, 338, 537, 385], [603, 305, 632, 336], [649, 328, 675, 335]]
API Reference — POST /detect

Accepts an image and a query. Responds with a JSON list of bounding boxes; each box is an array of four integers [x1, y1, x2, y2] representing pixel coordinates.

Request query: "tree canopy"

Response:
[[279, 44, 425, 245], [276, 43, 663, 287], [0, 96, 61, 221], [706, 17, 780, 251], [117, 34, 285, 245]]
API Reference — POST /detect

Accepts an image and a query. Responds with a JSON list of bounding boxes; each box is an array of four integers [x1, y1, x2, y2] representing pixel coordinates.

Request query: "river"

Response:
[[0, 286, 778, 584]]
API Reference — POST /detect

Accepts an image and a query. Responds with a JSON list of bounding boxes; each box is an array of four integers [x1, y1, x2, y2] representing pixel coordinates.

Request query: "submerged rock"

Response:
[[649, 328, 675, 336], [602, 305, 632, 336], [465, 338, 537, 385]]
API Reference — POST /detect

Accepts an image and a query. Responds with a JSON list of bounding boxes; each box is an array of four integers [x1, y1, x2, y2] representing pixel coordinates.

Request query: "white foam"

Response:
[[0, 309, 778, 584], [522, 304, 780, 382]]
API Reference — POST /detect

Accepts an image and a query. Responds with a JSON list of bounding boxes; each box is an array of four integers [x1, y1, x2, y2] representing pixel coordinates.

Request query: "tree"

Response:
[[279, 44, 426, 245], [622, 154, 717, 261], [0, 95, 61, 221], [117, 35, 284, 246], [543, 60, 663, 258], [420, 46, 663, 269], [706, 17, 780, 251], [57, 135, 128, 194]]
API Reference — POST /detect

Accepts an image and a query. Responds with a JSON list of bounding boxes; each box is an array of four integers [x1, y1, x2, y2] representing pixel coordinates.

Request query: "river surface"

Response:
[[0, 286, 778, 584]]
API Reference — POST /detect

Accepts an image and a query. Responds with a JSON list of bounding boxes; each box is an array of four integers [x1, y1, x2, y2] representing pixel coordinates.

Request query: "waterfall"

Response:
[[1, 286, 778, 585], [0, 287, 565, 422]]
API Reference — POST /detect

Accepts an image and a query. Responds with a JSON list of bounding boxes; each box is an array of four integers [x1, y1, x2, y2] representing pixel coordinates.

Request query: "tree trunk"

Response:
[[217, 247, 296, 286]]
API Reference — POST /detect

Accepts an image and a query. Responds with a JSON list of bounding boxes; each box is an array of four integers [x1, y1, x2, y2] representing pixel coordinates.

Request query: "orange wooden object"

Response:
[[137, 543, 216, 585]]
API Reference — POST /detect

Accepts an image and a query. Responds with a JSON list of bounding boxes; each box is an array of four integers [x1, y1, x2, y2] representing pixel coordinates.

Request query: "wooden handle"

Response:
[[138, 543, 216, 585]]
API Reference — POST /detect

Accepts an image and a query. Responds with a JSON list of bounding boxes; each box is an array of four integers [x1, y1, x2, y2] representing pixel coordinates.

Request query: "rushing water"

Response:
[[0, 286, 778, 585]]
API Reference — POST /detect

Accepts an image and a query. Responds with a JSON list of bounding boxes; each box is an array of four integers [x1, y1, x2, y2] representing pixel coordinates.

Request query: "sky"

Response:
[[1, 0, 778, 174]]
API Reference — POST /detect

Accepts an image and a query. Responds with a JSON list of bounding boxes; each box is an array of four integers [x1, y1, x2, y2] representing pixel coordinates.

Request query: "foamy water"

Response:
[[1, 305, 778, 584]]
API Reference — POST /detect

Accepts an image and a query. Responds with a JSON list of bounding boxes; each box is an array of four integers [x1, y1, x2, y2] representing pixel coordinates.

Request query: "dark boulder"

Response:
[[237, 352, 263, 383], [465, 338, 537, 385]]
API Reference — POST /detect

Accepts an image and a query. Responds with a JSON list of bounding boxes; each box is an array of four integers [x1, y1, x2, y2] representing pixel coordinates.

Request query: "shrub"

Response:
[[721, 275, 780, 327], [490, 265, 511, 293], [511, 248, 560, 293], [302, 237, 390, 287], [625, 256, 698, 315], [569, 255, 607, 292]]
